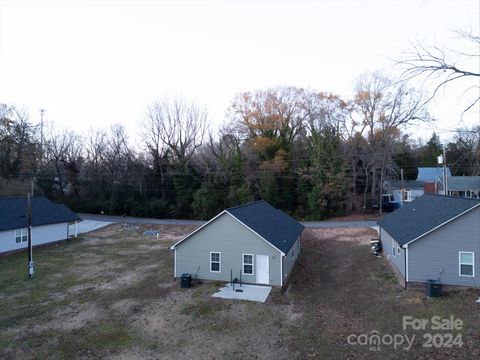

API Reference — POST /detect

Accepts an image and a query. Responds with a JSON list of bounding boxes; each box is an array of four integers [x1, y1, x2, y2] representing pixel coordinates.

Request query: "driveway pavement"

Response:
[[70, 219, 113, 235], [78, 213, 377, 228], [78, 213, 205, 226]]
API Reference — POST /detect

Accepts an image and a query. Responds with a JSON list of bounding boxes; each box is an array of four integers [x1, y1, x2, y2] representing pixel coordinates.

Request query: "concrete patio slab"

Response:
[[212, 283, 272, 303]]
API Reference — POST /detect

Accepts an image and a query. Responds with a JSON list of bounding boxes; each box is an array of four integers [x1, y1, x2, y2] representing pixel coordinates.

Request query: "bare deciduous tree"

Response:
[[104, 125, 135, 185], [305, 92, 349, 136], [85, 128, 107, 166], [46, 128, 82, 195], [396, 30, 480, 115], [145, 98, 208, 167], [0, 105, 39, 177], [354, 71, 430, 213], [144, 98, 208, 202]]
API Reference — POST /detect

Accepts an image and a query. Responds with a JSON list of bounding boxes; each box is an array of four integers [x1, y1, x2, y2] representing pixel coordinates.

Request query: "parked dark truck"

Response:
[[372, 194, 401, 212]]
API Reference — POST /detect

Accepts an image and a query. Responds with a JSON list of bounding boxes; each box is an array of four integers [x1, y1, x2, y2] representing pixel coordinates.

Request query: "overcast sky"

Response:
[[0, 0, 479, 143]]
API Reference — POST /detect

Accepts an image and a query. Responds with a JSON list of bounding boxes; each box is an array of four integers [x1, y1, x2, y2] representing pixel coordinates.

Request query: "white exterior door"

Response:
[[256, 255, 269, 284]]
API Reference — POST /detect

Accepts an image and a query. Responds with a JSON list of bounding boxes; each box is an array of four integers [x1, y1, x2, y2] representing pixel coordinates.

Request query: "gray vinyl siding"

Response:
[[380, 228, 406, 278], [175, 212, 283, 286], [407, 207, 480, 286], [283, 235, 300, 282], [0, 222, 69, 254]]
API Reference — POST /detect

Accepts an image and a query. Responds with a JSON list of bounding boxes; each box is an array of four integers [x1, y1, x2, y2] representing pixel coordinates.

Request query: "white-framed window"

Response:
[[210, 252, 221, 273], [242, 254, 253, 275], [397, 244, 401, 256], [459, 252, 474, 277], [392, 242, 396, 257], [15, 228, 28, 243]]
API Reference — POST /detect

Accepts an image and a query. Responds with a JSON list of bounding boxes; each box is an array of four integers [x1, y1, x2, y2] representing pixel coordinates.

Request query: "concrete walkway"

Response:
[[212, 283, 272, 303]]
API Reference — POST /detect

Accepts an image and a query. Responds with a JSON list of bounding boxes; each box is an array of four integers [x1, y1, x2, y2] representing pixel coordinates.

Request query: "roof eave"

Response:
[[401, 202, 480, 247], [170, 208, 301, 256]]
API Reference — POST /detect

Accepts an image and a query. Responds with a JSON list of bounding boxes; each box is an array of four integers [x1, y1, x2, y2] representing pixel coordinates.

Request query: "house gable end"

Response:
[[378, 194, 480, 247], [170, 210, 227, 250], [171, 211, 284, 255], [403, 203, 480, 247], [407, 206, 480, 286], [173, 211, 284, 285]]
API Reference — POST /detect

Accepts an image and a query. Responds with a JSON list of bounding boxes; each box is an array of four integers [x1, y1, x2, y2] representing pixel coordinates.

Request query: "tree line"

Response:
[[1, 70, 478, 220], [2, 29, 479, 220]]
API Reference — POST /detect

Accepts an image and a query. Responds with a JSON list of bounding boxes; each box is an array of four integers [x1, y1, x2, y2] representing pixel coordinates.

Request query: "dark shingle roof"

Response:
[[378, 194, 480, 246], [0, 196, 81, 231], [227, 200, 304, 254], [387, 180, 425, 190]]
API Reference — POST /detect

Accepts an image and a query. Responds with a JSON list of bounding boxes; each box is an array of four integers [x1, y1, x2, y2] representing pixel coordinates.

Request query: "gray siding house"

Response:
[[441, 176, 480, 199], [170, 200, 304, 287], [378, 194, 480, 287], [0, 196, 81, 254]]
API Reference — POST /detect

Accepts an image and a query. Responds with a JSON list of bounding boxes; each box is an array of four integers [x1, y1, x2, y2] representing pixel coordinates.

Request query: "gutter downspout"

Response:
[[280, 254, 283, 287], [404, 245, 408, 290], [173, 248, 177, 280]]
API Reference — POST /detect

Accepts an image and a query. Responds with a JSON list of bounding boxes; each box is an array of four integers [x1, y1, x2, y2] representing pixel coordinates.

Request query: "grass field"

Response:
[[0, 224, 479, 359]]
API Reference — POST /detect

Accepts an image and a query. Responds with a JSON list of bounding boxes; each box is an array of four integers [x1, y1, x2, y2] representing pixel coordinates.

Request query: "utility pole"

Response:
[[443, 144, 448, 196], [27, 193, 34, 279], [39, 109, 46, 165], [438, 145, 448, 195], [401, 168, 404, 204]]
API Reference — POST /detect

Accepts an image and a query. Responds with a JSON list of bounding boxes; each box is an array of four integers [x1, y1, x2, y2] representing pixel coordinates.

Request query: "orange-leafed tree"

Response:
[[227, 86, 310, 160]]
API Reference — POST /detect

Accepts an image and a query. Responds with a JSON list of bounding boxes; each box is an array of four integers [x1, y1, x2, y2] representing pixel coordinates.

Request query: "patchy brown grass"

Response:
[[287, 228, 480, 359], [0, 225, 478, 359]]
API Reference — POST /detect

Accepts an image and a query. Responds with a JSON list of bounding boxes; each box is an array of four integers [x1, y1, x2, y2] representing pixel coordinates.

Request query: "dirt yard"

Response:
[[0, 224, 479, 359]]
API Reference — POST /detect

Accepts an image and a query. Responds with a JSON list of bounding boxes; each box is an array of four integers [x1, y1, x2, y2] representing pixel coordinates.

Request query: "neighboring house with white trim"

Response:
[[378, 194, 480, 287], [170, 200, 304, 287], [0, 196, 81, 254], [385, 180, 425, 203], [384, 167, 450, 205], [440, 176, 480, 199]]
